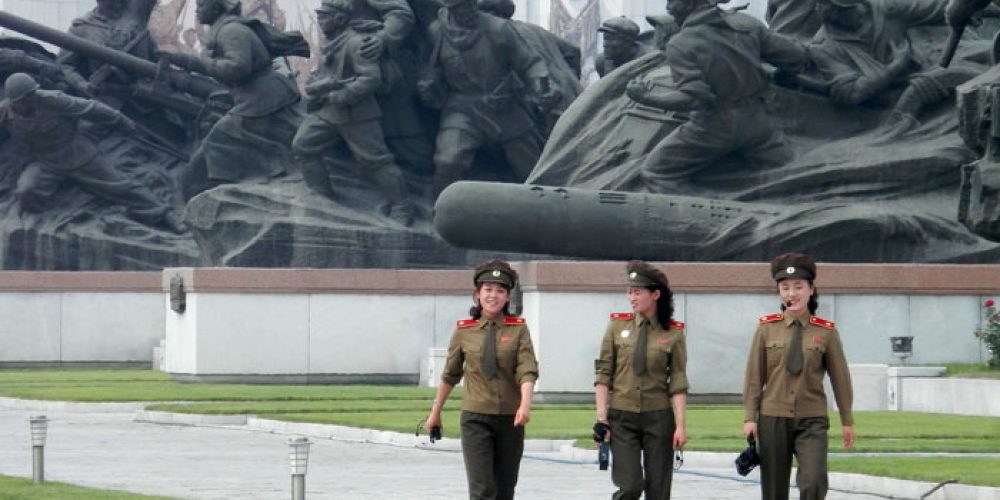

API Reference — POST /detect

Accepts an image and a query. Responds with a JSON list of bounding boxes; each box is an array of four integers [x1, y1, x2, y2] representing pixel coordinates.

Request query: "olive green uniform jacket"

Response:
[[442, 315, 539, 415], [595, 313, 689, 411], [743, 313, 854, 425]]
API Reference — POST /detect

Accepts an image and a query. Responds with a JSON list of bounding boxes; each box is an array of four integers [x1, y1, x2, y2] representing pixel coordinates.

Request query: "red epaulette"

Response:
[[456, 319, 478, 328], [670, 320, 685, 330], [759, 313, 784, 324], [610, 312, 634, 320], [504, 316, 526, 325], [810, 316, 835, 329]]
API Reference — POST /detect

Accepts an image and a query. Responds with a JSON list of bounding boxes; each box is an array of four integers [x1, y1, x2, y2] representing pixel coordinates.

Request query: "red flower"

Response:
[[987, 299, 996, 307]]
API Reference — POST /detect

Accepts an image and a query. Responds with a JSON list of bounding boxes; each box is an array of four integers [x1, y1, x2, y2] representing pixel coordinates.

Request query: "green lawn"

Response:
[[4, 369, 1000, 487], [828, 457, 1000, 487], [944, 363, 1000, 379], [0, 475, 173, 500]]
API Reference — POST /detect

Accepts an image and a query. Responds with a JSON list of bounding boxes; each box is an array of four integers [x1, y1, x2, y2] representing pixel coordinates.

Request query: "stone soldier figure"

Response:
[[478, 0, 582, 78], [0, 42, 92, 98], [349, 0, 436, 175], [625, 0, 812, 194], [293, 0, 414, 226], [56, 0, 189, 142], [158, 0, 307, 200], [811, 0, 978, 133], [59, 0, 158, 80], [417, 0, 558, 198], [0, 73, 187, 233], [595, 17, 650, 78], [477, 0, 582, 134]]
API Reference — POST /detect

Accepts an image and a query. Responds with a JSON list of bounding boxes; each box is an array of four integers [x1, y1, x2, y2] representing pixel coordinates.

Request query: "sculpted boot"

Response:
[[297, 157, 335, 199], [371, 163, 414, 227]]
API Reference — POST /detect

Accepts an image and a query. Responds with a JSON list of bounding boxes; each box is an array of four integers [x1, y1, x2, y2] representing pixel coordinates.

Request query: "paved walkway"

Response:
[[0, 403, 904, 500]]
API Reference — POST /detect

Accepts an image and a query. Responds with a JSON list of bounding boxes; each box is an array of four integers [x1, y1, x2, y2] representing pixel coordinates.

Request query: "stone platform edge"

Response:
[[0, 262, 996, 295], [156, 262, 1000, 294]]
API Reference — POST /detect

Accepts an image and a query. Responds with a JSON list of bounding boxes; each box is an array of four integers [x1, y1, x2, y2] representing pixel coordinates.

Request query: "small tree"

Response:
[[975, 299, 1000, 368]]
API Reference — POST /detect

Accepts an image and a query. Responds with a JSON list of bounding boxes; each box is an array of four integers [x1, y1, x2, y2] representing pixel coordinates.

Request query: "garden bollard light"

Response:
[[289, 437, 311, 500], [890, 336, 914, 365], [29, 415, 48, 484]]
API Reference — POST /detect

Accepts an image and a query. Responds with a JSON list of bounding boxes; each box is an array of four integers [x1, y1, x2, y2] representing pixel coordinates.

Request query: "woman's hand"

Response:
[[743, 421, 757, 440], [673, 425, 687, 449], [842, 425, 855, 449], [514, 405, 531, 426], [425, 411, 442, 432]]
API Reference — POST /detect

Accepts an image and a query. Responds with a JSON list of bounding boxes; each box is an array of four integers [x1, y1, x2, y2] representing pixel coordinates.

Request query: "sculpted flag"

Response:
[[549, 0, 600, 82]]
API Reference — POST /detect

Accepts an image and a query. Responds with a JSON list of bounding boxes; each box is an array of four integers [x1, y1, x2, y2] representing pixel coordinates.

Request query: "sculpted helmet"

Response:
[[4, 73, 39, 102]]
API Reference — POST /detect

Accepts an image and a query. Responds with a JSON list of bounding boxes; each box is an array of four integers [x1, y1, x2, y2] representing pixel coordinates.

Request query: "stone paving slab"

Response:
[[1, 401, 997, 499]]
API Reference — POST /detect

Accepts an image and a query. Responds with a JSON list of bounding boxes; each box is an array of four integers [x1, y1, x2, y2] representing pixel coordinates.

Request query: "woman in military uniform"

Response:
[[742, 253, 855, 500], [425, 259, 539, 500], [594, 260, 689, 500]]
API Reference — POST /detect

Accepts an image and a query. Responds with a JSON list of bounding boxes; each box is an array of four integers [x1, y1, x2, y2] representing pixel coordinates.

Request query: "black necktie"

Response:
[[634, 319, 649, 376], [786, 319, 803, 375], [483, 320, 497, 379]]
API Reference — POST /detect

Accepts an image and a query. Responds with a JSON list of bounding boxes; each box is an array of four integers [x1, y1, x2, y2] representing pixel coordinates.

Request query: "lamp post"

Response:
[[288, 437, 311, 500], [890, 336, 914, 365], [29, 415, 48, 484]]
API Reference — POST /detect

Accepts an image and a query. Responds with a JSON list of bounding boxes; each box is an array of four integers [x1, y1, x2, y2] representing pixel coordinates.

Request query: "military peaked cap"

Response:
[[474, 259, 517, 288], [626, 260, 669, 289], [770, 252, 816, 281]]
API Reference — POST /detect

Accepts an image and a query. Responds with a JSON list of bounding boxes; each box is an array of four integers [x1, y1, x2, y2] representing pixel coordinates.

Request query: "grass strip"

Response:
[[828, 456, 1000, 487], [0, 475, 173, 499]]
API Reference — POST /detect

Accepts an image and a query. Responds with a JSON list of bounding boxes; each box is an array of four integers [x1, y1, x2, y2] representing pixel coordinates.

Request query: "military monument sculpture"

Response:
[[2, 0, 1000, 268], [435, 0, 1000, 263]]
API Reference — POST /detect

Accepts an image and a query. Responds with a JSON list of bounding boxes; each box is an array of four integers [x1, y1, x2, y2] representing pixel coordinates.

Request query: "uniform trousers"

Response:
[[640, 98, 791, 194], [460, 411, 524, 500], [758, 415, 829, 500], [432, 126, 541, 197], [16, 158, 170, 222], [608, 408, 676, 500]]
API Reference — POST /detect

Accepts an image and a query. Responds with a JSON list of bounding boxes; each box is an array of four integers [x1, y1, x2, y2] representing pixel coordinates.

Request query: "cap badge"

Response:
[[629, 272, 637, 279], [492, 270, 501, 277], [786, 266, 795, 274], [621, 330, 630, 338]]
